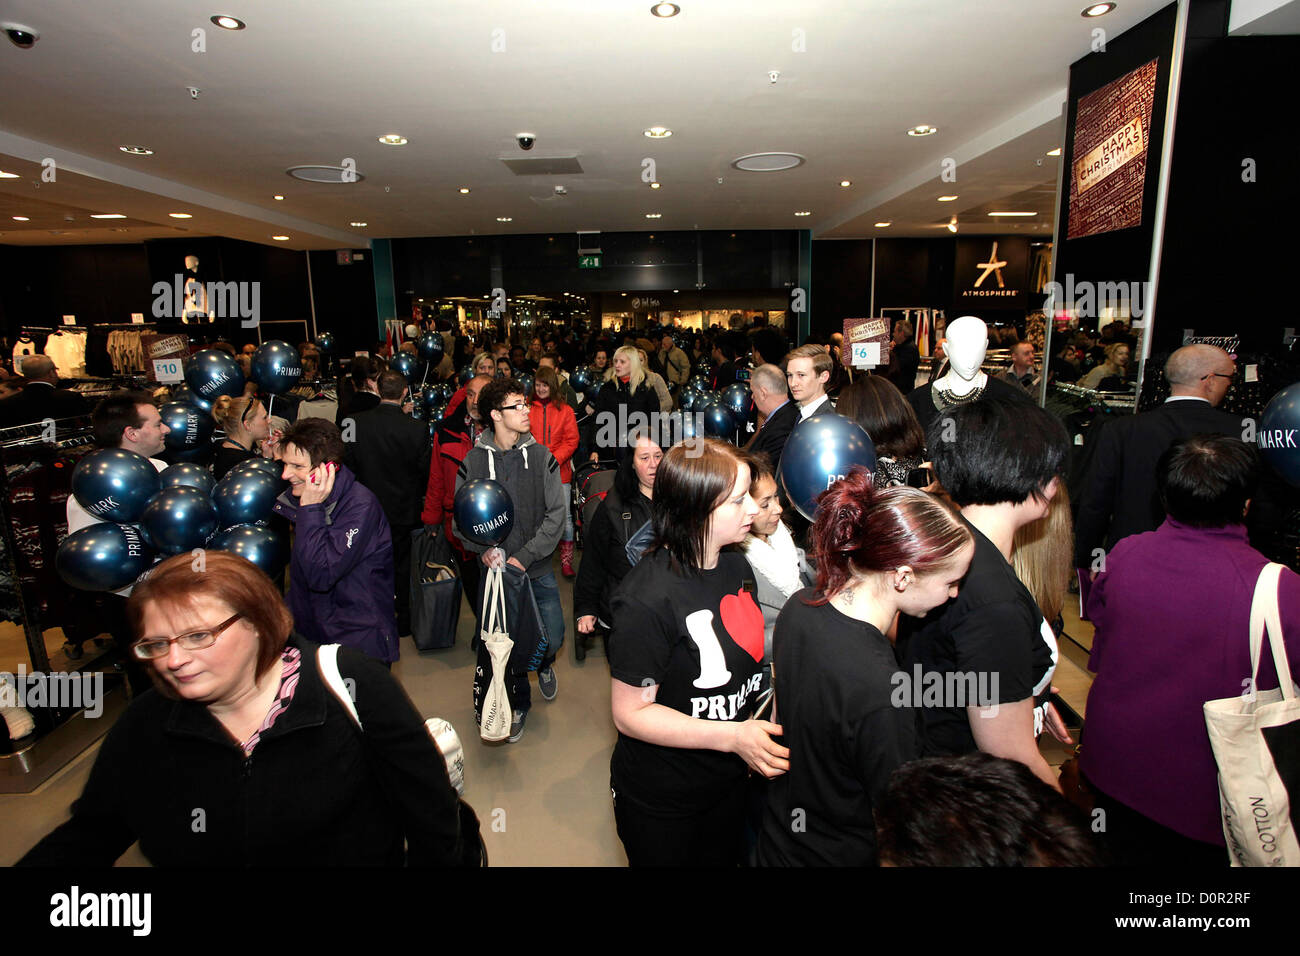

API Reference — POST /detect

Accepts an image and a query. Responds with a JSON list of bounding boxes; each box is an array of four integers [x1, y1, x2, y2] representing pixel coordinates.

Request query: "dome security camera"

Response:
[[516, 133, 535, 151], [1, 22, 40, 48]]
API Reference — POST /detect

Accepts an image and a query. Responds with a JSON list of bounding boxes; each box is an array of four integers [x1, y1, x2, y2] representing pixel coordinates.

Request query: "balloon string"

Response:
[[267, 393, 274, 419], [420, 363, 429, 388]]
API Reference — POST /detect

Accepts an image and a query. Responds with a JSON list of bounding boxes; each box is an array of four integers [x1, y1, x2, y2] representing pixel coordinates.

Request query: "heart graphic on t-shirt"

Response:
[[719, 588, 765, 663]]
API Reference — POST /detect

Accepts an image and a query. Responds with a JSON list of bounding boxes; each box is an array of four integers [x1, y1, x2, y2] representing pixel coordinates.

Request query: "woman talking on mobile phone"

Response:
[[608, 438, 787, 866]]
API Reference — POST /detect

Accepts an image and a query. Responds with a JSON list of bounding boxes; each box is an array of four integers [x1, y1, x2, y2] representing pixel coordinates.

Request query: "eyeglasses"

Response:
[[1200, 371, 1235, 381], [131, 613, 242, 660], [500, 402, 529, 413]]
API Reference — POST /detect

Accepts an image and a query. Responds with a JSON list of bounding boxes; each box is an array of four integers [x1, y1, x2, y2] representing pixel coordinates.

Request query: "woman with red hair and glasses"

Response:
[[18, 551, 480, 867], [757, 468, 974, 866]]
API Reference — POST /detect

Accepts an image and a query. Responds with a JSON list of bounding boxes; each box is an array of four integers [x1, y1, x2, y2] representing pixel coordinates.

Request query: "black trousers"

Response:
[[1083, 773, 1228, 868], [612, 780, 748, 867], [390, 523, 416, 636]]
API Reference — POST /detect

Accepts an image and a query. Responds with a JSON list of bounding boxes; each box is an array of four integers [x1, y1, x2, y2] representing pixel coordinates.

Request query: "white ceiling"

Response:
[[0, 0, 1181, 250]]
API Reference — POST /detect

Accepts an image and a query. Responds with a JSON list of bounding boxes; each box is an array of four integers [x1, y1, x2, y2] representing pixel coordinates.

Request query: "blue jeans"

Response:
[[560, 481, 574, 542], [531, 571, 565, 670]]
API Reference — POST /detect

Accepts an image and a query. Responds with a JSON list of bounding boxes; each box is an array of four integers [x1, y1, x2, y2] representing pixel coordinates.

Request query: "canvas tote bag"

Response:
[[477, 566, 514, 742], [1204, 562, 1300, 866]]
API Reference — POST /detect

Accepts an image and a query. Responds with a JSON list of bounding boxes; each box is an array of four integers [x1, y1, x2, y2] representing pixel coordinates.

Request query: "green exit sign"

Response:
[[578, 254, 602, 269]]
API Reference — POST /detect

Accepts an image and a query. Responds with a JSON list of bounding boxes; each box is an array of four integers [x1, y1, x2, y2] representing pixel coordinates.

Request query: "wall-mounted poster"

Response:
[[1066, 58, 1159, 240]]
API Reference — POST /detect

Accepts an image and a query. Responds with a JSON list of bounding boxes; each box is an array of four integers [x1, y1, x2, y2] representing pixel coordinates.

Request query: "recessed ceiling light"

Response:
[[645, 213, 662, 219], [286, 165, 365, 183], [947, 217, 958, 234], [840, 180, 852, 187], [0, 170, 20, 179], [988, 211, 1037, 217], [168, 212, 192, 219], [1082, 3, 1116, 17], [273, 194, 284, 200], [650, 2, 680, 17], [210, 15, 246, 30], [271, 235, 290, 241], [621, 293, 627, 297], [938, 195, 958, 202], [378, 134, 408, 146], [907, 125, 938, 137], [794, 211, 811, 217], [874, 221, 891, 228], [644, 127, 673, 139], [350, 221, 368, 227], [90, 213, 126, 219], [12, 216, 30, 222], [731, 152, 805, 172], [459, 187, 471, 194], [496, 217, 513, 222], [1047, 147, 1062, 157], [119, 145, 153, 155], [650, 182, 661, 189]]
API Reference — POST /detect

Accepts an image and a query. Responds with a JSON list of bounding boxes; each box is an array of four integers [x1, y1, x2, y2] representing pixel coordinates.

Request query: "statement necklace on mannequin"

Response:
[[933, 378, 987, 410]]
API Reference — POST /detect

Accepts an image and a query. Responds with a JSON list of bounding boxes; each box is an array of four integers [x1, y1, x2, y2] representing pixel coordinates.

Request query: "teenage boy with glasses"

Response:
[[455, 378, 567, 742]]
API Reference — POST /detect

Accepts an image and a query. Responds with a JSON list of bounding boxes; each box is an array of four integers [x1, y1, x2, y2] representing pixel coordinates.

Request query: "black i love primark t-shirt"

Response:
[[609, 547, 766, 816]]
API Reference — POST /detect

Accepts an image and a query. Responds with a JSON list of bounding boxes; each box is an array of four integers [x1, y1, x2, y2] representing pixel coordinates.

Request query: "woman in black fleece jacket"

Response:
[[19, 551, 480, 867]]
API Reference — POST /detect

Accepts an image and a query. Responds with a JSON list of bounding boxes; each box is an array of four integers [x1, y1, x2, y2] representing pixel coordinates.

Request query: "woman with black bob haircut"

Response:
[[758, 469, 974, 866], [608, 438, 787, 866], [898, 395, 1073, 789]]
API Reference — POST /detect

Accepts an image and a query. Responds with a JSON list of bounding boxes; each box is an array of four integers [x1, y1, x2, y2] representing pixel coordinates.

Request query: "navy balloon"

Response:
[[227, 456, 284, 482], [679, 388, 705, 412], [251, 340, 302, 395], [210, 524, 287, 578], [571, 366, 595, 392], [56, 523, 155, 592], [159, 401, 215, 450], [454, 479, 514, 546], [71, 449, 162, 523], [436, 382, 456, 403], [315, 332, 335, 353], [213, 468, 282, 528], [160, 462, 216, 496], [168, 383, 212, 412], [1258, 382, 1300, 487], [719, 382, 753, 420], [700, 400, 739, 441], [428, 401, 449, 424], [688, 375, 711, 394], [516, 371, 534, 394], [140, 486, 220, 556], [417, 332, 444, 362], [458, 364, 475, 385], [184, 349, 245, 402], [391, 352, 416, 379], [779, 413, 878, 521]]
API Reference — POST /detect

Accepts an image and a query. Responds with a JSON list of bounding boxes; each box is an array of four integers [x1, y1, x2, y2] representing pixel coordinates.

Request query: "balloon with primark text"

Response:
[[159, 401, 214, 450], [71, 448, 162, 523], [56, 523, 155, 592], [251, 340, 302, 395], [779, 412, 878, 521], [1258, 382, 1300, 487], [390, 352, 416, 380], [213, 468, 282, 528], [417, 331, 444, 363], [184, 348, 245, 402], [454, 479, 514, 546]]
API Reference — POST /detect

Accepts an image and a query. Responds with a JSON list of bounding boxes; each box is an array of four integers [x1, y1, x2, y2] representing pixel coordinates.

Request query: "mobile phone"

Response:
[[906, 467, 934, 488]]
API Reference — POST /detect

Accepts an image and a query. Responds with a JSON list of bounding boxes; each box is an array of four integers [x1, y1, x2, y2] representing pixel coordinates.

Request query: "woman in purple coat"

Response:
[[1081, 435, 1300, 866], [273, 418, 400, 664]]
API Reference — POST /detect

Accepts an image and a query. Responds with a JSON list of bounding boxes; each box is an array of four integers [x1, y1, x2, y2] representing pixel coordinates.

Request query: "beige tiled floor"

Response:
[[1, 561, 1098, 866]]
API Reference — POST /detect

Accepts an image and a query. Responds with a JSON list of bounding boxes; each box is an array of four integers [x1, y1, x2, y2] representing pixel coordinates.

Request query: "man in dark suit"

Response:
[[1073, 344, 1244, 571], [343, 369, 432, 637], [884, 320, 921, 395], [0, 356, 90, 428], [746, 363, 799, 472]]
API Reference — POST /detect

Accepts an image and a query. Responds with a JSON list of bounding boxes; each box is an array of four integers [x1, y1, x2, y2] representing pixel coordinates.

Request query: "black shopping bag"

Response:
[[410, 527, 463, 651], [476, 562, 547, 672]]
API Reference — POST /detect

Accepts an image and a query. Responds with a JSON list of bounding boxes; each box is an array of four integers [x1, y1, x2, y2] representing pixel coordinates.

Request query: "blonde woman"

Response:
[[588, 345, 659, 463], [471, 351, 498, 378], [1078, 343, 1131, 390], [638, 348, 673, 413], [212, 384, 271, 481], [1012, 483, 1074, 627]]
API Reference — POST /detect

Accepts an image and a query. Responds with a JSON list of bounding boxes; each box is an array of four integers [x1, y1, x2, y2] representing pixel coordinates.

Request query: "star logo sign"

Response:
[[974, 241, 1008, 288]]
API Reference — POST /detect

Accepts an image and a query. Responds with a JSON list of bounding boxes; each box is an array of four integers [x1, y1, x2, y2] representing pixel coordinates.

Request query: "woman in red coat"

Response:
[[530, 365, 579, 576]]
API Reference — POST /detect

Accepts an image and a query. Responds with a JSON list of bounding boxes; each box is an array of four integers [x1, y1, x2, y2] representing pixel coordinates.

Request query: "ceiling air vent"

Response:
[[501, 156, 584, 176]]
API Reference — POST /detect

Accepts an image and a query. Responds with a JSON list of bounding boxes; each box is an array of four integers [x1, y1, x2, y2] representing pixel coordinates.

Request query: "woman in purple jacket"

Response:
[[1081, 435, 1300, 866], [273, 418, 400, 664]]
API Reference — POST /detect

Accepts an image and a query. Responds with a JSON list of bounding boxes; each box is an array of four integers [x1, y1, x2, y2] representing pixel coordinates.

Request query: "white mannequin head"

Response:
[[184, 255, 200, 272], [944, 316, 989, 382]]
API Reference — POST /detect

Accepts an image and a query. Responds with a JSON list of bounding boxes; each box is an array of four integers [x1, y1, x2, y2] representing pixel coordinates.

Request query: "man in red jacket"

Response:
[[423, 374, 491, 614]]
